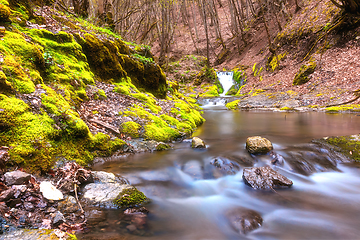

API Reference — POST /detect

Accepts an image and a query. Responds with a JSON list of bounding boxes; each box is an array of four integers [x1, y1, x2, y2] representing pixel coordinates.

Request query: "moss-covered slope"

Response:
[[0, 1, 204, 172]]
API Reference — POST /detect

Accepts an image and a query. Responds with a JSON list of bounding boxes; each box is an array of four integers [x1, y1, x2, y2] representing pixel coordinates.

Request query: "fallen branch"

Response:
[[326, 91, 360, 107]]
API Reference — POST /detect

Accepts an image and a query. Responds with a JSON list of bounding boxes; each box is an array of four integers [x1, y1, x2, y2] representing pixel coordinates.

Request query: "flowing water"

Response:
[[80, 102, 360, 240], [217, 72, 234, 96]]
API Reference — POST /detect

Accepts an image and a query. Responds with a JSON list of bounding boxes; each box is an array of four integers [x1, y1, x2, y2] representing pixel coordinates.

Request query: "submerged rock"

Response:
[[191, 137, 206, 148], [4, 171, 31, 186], [242, 166, 293, 190], [210, 157, 241, 177], [246, 136, 273, 154], [226, 208, 263, 234], [39, 181, 64, 201]]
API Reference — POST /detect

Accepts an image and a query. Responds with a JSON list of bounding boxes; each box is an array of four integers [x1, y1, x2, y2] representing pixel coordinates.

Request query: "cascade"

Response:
[[217, 71, 234, 96]]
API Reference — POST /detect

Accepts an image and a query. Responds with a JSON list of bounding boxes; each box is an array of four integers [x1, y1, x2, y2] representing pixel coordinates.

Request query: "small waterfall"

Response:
[[217, 72, 234, 96]]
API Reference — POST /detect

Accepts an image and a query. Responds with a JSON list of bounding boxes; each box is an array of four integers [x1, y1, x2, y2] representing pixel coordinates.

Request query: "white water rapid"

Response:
[[217, 72, 234, 96]]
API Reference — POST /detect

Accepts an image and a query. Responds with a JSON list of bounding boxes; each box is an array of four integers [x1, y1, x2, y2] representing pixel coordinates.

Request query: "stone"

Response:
[[191, 137, 206, 148], [0, 188, 14, 202], [210, 157, 241, 176], [242, 166, 293, 190], [92, 171, 116, 183], [246, 136, 273, 154], [58, 196, 78, 213], [0, 229, 67, 240], [4, 171, 31, 186], [82, 182, 131, 208], [226, 208, 263, 234], [51, 211, 65, 226], [39, 181, 64, 201]]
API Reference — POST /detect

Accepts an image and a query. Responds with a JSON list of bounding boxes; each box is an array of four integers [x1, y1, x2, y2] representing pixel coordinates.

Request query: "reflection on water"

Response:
[[81, 111, 360, 240]]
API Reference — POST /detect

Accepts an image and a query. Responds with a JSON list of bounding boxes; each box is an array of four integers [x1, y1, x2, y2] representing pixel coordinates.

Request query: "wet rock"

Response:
[[85, 209, 106, 224], [183, 160, 203, 180], [4, 171, 31, 186], [269, 151, 285, 166], [209, 157, 241, 177], [192, 137, 206, 148], [58, 196, 79, 213], [92, 171, 116, 183], [226, 208, 263, 234], [246, 136, 273, 154], [82, 182, 132, 208], [243, 166, 293, 190], [39, 181, 64, 201]]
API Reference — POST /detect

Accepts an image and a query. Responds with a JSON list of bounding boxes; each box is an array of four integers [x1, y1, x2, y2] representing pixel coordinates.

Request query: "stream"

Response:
[[79, 101, 360, 240]]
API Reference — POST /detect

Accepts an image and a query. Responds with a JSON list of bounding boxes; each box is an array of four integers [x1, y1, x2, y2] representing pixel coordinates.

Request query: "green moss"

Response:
[[226, 100, 240, 110], [0, 3, 10, 21], [80, 33, 126, 82], [156, 142, 171, 151], [199, 84, 219, 97], [113, 187, 149, 208], [293, 59, 317, 85], [325, 135, 360, 161], [325, 105, 360, 112], [120, 121, 141, 138], [93, 89, 107, 100], [171, 100, 205, 129], [144, 123, 180, 142], [89, 132, 127, 156], [280, 106, 295, 111], [0, 95, 56, 171]]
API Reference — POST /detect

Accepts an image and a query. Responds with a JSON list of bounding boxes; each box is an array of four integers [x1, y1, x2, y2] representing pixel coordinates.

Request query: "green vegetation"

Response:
[[293, 58, 317, 85], [226, 100, 240, 110], [113, 187, 149, 208], [326, 104, 360, 112], [120, 121, 141, 138], [325, 135, 360, 161]]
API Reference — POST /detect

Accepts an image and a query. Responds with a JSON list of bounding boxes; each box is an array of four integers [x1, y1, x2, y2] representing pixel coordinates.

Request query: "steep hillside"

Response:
[[0, 1, 204, 172], [160, 0, 360, 110]]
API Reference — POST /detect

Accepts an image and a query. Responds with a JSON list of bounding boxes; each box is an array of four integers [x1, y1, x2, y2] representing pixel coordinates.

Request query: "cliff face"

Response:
[[0, 1, 204, 172]]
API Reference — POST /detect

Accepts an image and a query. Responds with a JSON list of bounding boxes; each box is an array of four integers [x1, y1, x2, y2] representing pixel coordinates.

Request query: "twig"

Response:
[[74, 183, 84, 214]]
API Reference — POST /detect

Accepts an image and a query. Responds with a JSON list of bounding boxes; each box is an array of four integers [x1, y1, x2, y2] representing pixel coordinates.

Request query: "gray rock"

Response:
[[52, 211, 65, 226], [82, 182, 132, 208], [226, 208, 263, 234], [242, 166, 293, 190], [246, 136, 273, 154], [191, 137, 206, 148], [92, 171, 116, 183], [4, 171, 31, 185]]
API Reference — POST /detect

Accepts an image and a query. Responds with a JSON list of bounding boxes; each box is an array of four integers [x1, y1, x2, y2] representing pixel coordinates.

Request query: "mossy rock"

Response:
[[0, 70, 13, 92], [80, 33, 126, 82], [120, 121, 141, 138], [226, 86, 238, 96], [293, 60, 316, 85], [120, 54, 167, 99], [113, 186, 149, 208], [0, 4, 10, 22], [324, 135, 360, 161], [226, 100, 240, 110]]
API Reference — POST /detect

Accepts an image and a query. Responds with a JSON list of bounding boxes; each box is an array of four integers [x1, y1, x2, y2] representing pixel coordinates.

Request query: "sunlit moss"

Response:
[[226, 100, 240, 110]]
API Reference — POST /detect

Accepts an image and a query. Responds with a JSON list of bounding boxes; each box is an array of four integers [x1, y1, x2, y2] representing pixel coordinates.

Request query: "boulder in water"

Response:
[[242, 166, 293, 190], [226, 208, 263, 234], [191, 137, 206, 148], [246, 136, 273, 154]]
